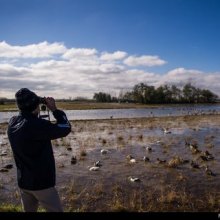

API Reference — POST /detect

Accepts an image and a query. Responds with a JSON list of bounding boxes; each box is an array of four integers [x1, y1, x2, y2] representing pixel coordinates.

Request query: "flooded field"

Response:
[[0, 114, 220, 211]]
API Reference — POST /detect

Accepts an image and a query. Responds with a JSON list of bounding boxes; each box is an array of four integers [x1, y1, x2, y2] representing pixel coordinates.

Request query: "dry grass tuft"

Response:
[[167, 156, 185, 168]]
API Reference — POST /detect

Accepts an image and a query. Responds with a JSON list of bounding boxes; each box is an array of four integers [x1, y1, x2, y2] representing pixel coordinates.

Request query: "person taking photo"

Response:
[[7, 88, 71, 212]]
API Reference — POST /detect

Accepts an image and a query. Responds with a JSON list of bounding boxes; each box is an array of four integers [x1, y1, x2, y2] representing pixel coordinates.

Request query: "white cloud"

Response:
[[1, 41, 220, 98], [124, 55, 167, 67], [100, 51, 127, 61], [0, 41, 66, 58], [62, 48, 97, 60], [0, 63, 29, 77], [167, 67, 203, 77]]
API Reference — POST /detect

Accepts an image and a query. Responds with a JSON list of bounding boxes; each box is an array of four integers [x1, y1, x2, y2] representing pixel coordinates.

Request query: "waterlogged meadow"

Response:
[[0, 114, 220, 211]]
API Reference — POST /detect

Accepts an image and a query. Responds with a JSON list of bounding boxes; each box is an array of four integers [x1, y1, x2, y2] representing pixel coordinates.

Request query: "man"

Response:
[[7, 88, 71, 212]]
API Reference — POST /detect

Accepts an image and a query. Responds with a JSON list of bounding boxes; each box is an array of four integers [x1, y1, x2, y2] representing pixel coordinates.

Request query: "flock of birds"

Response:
[[68, 127, 217, 183], [0, 125, 217, 183]]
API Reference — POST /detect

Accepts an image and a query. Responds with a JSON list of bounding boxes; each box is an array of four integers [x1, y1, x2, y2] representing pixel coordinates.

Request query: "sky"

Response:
[[0, 0, 220, 99]]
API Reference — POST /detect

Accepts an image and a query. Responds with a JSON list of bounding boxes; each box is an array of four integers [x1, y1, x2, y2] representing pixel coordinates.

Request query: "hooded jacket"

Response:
[[7, 109, 71, 190]]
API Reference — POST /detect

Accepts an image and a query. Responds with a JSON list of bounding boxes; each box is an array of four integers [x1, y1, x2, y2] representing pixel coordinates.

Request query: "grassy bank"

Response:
[[1, 101, 220, 112], [0, 101, 166, 112]]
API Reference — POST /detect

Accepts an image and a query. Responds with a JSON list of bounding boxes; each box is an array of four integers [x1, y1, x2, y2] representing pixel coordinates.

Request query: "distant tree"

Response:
[[0, 97, 7, 105], [132, 83, 146, 103], [182, 83, 197, 103], [0, 100, 4, 105], [93, 92, 112, 102], [94, 83, 219, 104], [200, 89, 218, 103], [155, 86, 166, 103], [171, 85, 182, 103]]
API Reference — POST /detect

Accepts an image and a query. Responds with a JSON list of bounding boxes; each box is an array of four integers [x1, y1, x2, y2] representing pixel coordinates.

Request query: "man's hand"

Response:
[[45, 97, 57, 112]]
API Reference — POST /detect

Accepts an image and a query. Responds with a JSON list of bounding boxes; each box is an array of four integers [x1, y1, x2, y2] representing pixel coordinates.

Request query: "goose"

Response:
[[163, 128, 171, 134], [100, 149, 110, 154], [128, 176, 140, 182], [89, 166, 100, 171], [191, 148, 201, 154], [146, 146, 152, 152], [190, 161, 200, 169], [204, 150, 212, 156], [129, 158, 136, 163], [189, 143, 198, 151], [94, 160, 102, 167], [156, 158, 166, 164], [200, 155, 208, 161], [143, 156, 150, 162], [203, 151, 214, 160], [71, 156, 77, 164]]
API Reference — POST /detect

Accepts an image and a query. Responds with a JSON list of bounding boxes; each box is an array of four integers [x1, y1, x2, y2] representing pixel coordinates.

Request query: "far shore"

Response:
[[0, 101, 220, 112]]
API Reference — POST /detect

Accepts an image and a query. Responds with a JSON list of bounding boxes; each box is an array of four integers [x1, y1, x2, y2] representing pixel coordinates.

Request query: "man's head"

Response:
[[15, 88, 40, 113]]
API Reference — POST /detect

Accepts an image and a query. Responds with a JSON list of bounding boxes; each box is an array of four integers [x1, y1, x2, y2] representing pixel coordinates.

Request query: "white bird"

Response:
[[146, 146, 152, 152], [100, 149, 110, 154], [163, 128, 171, 134], [89, 166, 100, 171], [128, 176, 140, 182], [129, 158, 136, 163], [126, 155, 136, 163], [189, 144, 198, 150], [143, 156, 150, 162]]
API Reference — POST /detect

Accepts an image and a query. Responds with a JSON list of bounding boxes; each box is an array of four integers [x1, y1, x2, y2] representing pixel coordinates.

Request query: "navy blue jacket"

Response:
[[7, 109, 71, 190]]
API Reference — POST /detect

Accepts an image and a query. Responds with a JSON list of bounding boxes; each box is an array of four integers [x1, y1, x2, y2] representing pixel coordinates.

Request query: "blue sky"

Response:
[[0, 0, 220, 98]]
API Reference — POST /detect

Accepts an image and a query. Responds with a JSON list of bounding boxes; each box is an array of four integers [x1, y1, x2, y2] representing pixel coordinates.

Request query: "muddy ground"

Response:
[[0, 114, 220, 211]]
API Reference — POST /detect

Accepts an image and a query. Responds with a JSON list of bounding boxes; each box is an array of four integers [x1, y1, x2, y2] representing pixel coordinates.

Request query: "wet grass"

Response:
[[60, 181, 220, 212], [0, 204, 23, 212]]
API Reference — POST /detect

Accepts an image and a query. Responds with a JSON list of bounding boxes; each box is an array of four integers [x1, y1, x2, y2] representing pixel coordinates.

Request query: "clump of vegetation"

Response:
[[0, 204, 23, 212], [138, 134, 143, 141], [80, 149, 87, 157], [167, 156, 186, 168], [117, 136, 124, 142]]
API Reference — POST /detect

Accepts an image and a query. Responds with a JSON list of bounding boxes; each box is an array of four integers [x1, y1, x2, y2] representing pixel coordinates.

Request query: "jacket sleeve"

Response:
[[29, 109, 72, 140]]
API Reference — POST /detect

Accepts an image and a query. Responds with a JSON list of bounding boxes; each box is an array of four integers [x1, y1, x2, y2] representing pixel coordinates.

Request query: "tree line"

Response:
[[93, 83, 219, 104]]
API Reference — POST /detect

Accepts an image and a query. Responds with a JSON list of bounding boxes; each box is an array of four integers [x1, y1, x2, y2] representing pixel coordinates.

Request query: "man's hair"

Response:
[[15, 88, 40, 112]]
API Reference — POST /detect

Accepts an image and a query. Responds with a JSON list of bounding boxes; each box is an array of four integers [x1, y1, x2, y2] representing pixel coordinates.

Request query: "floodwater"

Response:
[[0, 114, 220, 211], [1, 104, 220, 123]]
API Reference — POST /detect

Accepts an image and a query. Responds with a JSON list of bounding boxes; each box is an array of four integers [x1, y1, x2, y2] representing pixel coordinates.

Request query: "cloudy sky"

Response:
[[1, 0, 220, 99]]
